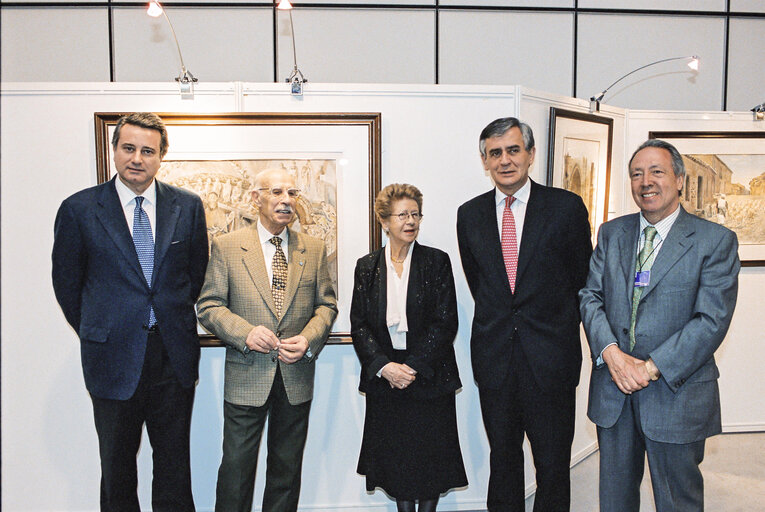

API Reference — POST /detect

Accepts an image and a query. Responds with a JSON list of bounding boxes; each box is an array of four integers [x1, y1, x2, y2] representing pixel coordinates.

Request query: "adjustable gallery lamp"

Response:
[[277, 0, 307, 96], [147, 0, 197, 95], [752, 102, 765, 121], [589, 55, 700, 112]]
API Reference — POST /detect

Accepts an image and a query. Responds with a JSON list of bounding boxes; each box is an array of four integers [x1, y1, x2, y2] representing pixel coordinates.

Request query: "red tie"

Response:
[[501, 196, 518, 292]]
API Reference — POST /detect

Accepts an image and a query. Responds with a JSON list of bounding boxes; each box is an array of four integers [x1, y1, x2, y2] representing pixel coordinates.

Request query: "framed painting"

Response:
[[648, 131, 765, 267], [95, 112, 382, 343], [547, 108, 613, 240]]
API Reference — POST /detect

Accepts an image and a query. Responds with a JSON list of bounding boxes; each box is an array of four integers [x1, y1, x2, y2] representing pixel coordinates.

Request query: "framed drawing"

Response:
[[95, 112, 382, 343], [648, 131, 765, 267], [547, 108, 613, 240]]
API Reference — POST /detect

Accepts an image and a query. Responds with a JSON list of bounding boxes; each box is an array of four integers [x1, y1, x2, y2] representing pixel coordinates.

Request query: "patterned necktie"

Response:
[[133, 196, 156, 327], [501, 196, 519, 293], [629, 226, 658, 350], [270, 236, 288, 317]]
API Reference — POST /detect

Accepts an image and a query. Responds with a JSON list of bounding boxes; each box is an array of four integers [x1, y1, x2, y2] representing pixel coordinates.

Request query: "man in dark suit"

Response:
[[579, 139, 740, 511], [457, 117, 592, 512], [52, 112, 209, 511], [197, 168, 337, 512]]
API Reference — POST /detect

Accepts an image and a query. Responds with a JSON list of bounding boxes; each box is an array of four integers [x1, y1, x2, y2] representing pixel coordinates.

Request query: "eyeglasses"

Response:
[[389, 211, 423, 222], [259, 187, 300, 198]]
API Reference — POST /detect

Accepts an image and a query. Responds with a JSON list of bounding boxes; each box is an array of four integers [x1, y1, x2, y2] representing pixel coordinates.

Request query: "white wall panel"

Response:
[[730, 0, 765, 13], [113, 7, 273, 83], [726, 18, 765, 111], [577, 14, 725, 111], [275, 9, 435, 84], [579, 0, 726, 10], [290, 0, 436, 5], [439, 11, 574, 95], [440, 0, 573, 7], [1, 8, 110, 82]]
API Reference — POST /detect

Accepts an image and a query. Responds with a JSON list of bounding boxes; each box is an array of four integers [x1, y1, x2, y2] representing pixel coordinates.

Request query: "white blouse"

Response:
[[385, 243, 413, 350]]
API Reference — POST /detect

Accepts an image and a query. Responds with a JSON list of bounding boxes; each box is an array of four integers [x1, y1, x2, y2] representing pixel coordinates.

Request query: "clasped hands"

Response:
[[602, 345, 660, 395], [245, 325, 308, 364], [381, 362, 417, 390]]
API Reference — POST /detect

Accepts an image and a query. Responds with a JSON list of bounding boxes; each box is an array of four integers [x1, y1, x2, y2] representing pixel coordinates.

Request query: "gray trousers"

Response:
[[597, 394, 706, 512]]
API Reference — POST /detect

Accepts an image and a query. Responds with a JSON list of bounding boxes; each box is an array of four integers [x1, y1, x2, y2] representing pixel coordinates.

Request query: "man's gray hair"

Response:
[[629, 139, 686, 178], [479, 117, 535, 157]]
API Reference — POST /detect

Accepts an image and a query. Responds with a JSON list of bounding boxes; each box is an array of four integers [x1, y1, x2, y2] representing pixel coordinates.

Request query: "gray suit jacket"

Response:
[[580, 207, 739, 444], [197, 224, 337, 406]]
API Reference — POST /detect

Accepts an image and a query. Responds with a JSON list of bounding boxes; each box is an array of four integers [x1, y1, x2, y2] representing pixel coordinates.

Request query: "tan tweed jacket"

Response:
[[197, 224, 337, 406]]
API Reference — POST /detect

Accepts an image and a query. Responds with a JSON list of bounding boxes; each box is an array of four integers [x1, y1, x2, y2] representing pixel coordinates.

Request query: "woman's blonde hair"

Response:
[[374, 183, 423, 225]]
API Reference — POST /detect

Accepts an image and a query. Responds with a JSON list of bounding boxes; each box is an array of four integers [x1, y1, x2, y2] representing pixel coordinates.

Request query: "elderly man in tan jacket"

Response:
[[198, 168, 337, 512]]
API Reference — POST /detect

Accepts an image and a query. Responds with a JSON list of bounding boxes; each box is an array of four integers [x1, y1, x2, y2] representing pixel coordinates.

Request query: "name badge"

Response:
[[634, 270, 650, 287]]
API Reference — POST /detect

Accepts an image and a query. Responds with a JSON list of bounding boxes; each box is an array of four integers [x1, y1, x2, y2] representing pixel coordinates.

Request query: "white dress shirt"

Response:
[[114, 176, 157, 238], [257, 220, 289, 285], [495, 178, 531, 249]]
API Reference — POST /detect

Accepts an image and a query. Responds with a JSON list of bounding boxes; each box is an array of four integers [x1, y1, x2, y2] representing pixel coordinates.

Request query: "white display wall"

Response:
[[1, 82, 762, 512]]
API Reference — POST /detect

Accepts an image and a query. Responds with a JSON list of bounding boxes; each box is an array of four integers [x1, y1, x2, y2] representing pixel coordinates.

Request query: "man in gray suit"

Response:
[[197, 168, 337, 512], [579, 139, 740, 511]]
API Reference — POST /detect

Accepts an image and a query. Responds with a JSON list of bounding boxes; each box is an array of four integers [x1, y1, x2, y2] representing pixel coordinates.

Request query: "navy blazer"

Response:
[[350, 242, 461, 400], [52, 178, 208, 400], [457, 180, 593, 391]]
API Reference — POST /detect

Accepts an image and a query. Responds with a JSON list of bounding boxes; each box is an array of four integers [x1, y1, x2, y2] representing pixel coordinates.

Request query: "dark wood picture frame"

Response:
[[649, 131, 765, 267], [547, 107, 614, 239], [95, 112, 383, 344]]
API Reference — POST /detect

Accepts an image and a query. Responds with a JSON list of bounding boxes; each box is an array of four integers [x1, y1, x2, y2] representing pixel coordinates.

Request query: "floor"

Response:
[[518, 432, 765, 511]]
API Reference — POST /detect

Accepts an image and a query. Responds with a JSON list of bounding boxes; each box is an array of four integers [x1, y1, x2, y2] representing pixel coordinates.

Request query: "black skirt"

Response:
[[357, 389, 468, 500]]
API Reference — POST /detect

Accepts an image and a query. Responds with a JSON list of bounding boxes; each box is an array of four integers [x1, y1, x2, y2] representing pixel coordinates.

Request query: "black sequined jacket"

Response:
[[350, 242, 462, 399]]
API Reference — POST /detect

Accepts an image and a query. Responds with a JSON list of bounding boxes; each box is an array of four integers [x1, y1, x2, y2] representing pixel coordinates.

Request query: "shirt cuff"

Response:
[[596, 342, 617, 366]]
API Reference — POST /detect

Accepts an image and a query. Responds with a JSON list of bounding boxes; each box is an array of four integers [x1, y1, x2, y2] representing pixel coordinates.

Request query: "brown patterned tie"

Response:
[[270, 236, 288, 317]]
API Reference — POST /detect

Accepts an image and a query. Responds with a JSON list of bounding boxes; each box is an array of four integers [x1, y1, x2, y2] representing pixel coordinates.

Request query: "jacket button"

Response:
[[276, 331, 282, 337], [622, 328, 628, 334]]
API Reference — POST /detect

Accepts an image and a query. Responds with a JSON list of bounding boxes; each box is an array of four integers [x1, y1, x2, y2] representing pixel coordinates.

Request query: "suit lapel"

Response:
[[153, 181, 180, 286], [516, 181, 552, 286], [95, 179, 146, 286], [375, 250, 390, 341], [641, 208, 694, 300], [405, 242, 422, 323], [476, 190, 513, 294], [241, 225, 279, 317], [617, 214, 641, 301], [282, 228, 307, 317]]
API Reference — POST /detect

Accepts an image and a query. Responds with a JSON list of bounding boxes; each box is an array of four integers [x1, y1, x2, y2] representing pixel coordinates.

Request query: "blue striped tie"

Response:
[[133, 196, 156, 327]]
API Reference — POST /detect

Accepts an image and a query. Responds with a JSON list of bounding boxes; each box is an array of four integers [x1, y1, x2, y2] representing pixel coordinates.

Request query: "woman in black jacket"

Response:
[[351, 183, 467, 512]]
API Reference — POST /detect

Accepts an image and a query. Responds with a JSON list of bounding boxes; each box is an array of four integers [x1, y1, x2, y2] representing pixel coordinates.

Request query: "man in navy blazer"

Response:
[[579, 139, 740, 511], [52, 112, 209, 511], [457, 117, 592, 511]]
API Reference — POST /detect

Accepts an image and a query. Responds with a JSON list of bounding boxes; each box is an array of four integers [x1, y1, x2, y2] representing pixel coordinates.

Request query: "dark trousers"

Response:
[[215, 367, 312, 512], [597, 394, 706, 512], [90, 331, 196, 512], [478, 343, 576, 512]]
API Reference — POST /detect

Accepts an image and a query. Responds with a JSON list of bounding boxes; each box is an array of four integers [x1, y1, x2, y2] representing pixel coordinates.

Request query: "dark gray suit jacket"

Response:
[[580, 207, 740, 444]]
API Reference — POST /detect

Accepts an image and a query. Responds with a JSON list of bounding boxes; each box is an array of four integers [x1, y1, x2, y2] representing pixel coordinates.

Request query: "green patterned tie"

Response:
[[270, 236, 288, 317], [630, 226, 658, 351]]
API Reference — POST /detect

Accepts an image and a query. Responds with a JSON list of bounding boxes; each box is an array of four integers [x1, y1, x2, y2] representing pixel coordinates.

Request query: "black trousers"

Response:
[[90, 330, 196, 512], [478, 342, 576, 512], [215, 366, 312, 512]]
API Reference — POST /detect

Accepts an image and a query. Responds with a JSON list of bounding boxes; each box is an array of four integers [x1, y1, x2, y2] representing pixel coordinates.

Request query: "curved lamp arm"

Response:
[[590, 55, 698, 111], [147, 1, 197, 86]]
